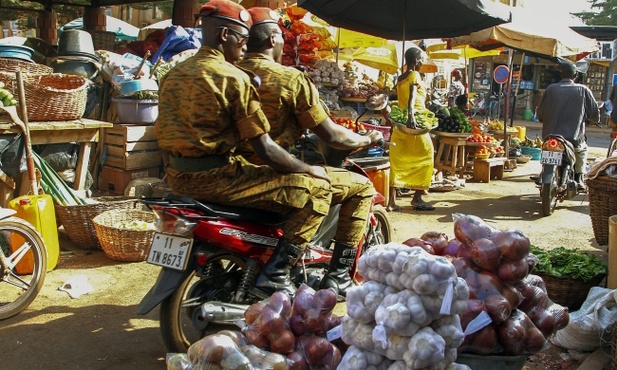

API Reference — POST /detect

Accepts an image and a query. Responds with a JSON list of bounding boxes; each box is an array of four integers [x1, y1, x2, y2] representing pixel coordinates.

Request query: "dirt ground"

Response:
[[0, 142, 610, 370]]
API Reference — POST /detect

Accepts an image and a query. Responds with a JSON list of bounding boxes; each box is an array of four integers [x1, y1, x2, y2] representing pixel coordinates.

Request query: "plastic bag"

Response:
[[152, 25, 202, 63], [240, 345, 289, 370], [551, 287, 617, 351], [0, 133, 26, 178], [242, 291, 295, 354], [187, 333, 251, 370], [289, 334, 342, 369], [289, 284, 338, 336]]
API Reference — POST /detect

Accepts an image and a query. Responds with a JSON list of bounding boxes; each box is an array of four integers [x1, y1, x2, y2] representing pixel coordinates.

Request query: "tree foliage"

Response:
[[572, 0, 617, 25], [0, 0, 82, 30]]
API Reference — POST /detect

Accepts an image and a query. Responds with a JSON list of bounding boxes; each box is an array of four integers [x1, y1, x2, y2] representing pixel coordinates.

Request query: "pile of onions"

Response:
[[417, 213, 570, 356]]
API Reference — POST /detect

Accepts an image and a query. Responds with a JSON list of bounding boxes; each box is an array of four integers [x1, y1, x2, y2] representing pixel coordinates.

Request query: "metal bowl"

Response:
[[57, 30, 97, 59], [0, 44, 35, 62], [49, 57, 99, 79]]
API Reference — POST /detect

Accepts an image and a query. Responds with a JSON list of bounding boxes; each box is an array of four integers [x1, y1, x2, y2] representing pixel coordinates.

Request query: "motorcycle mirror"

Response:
[[365, 93, 389, 111]]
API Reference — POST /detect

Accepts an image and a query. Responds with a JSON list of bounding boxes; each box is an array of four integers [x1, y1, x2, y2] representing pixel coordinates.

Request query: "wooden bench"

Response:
[[435, 136, 468, 177], [473, 157, 507, 183]]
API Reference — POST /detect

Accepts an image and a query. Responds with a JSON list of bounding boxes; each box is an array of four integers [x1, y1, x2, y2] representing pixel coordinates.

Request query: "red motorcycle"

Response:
[[137, 139, 392, 353]]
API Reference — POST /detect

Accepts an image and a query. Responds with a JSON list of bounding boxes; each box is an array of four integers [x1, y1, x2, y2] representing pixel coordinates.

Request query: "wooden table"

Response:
[[0, 116, 113, 192], [434, 135, 469, 178]]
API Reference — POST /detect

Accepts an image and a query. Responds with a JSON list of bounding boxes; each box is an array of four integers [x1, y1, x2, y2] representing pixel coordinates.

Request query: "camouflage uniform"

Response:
[[238, 53, 374, 246], [156, 47, 331, 246]]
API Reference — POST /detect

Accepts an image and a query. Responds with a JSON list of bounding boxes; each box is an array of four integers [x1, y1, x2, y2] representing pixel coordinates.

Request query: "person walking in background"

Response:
[[447, 69, 465, 107], [537, 62, 599, 191], [385, 46, 435, 212]]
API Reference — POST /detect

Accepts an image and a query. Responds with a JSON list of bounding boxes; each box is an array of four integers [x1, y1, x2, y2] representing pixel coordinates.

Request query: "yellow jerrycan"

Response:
[[8, 194, 60, 273]]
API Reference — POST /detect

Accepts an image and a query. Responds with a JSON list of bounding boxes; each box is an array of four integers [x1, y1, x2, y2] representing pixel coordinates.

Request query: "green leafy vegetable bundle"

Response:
[[388, 105, 438, 130], [530, 246, 607, 282]]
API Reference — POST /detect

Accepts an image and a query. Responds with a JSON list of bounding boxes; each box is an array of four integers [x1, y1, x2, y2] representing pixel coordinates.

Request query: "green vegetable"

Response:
[[530, 245, 607, 282], [388, 105, 438, 129]]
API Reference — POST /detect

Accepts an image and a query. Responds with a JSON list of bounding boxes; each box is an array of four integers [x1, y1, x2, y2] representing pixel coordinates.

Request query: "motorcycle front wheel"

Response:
[[159, 254, 248, 353], [0, 216, 47, 320], [541, 168, 559, 216]]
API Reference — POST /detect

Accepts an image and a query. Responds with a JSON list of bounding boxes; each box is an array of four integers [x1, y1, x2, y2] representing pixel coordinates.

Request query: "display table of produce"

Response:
[[0, 113, 112, 191]]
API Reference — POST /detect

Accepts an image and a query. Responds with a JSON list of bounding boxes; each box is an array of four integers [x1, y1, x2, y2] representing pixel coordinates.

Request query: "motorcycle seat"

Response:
[[158, 193, 287, 226]]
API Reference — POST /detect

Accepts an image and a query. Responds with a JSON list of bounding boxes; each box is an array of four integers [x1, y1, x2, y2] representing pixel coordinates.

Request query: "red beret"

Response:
[[197, 0, 252, 30], [248, 7, 281, 26]]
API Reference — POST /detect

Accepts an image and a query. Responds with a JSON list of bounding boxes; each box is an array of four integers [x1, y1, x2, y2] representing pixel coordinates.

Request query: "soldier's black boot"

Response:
[[252, 238, 303, 299], [319, 242, 357, 299], [575, 173, 586, 192]]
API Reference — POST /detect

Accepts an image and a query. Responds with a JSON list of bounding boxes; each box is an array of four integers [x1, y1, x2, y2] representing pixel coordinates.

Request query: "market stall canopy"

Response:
[[351, 43, 399, 74], [426, 42, 503, 60], [139, 19, 173, 40], [448, 6, 599, 58], [297, 0, 512, 41], [61, 16, 139, 41]]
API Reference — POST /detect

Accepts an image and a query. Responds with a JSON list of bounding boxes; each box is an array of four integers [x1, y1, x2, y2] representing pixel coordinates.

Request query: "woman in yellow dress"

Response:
[[387, 46, 435, 211]]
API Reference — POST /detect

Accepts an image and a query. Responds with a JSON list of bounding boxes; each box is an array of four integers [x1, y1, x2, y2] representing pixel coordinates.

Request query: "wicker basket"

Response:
[[92, 209, 156, 262], [55, 197, 139, 250], [87, 30, 116, 51], [587, 175, 617, 246], [0, 59, 53, 94], [537, 273, 606, 311], [12, 73, 88, 121]]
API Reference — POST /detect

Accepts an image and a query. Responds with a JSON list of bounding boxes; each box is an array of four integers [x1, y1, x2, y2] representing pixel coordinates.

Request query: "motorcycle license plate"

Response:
[[540, 151, 562, 165], [146, 232, 193, 271]]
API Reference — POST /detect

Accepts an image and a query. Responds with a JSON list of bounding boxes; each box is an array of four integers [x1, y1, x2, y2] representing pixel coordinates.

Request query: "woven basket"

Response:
[[537, 273, 606, 311], [19, 73, 88, 121], [0, 59, 53, 94], [587, 175, 617, 246], [92, 209, 156, 262], [87, 30, 116, 51], [55, 197, 139, 250]]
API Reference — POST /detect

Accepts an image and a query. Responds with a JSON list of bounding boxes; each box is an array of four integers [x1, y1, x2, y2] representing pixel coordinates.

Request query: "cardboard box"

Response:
[[103, 125, 162, 170], [99, 166, 160, 194]]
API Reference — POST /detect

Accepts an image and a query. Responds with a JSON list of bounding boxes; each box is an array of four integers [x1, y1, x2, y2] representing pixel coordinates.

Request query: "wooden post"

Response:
[[84, 6, 106, 32], [172, 0, 201, 28], [37, 10, 57, 46]]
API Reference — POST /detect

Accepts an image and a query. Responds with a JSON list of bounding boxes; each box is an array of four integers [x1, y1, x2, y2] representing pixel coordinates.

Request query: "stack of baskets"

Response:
[[587, 175, 617, 246], [55, 197, 139, 250], [92, 209, 156, 262]]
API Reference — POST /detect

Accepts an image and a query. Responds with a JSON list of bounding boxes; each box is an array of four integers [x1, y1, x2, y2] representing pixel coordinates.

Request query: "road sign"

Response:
[[493, 65, 510, 85]]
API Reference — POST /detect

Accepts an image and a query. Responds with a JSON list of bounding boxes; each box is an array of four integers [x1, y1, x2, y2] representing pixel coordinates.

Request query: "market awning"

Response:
[[351, 43, 399, 74], [426, 43, 503, 61], [297, 0, 512, 41], [448, 7, 598, 58], [61, 16, 139, 41]]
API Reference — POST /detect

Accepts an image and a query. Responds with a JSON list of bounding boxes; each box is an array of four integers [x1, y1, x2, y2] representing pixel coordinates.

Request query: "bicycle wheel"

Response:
[[0, 216, 47, 320]]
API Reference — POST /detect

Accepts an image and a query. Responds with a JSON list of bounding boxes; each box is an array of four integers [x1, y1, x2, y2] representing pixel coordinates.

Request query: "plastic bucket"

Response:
[[112, 98, 158, 124]]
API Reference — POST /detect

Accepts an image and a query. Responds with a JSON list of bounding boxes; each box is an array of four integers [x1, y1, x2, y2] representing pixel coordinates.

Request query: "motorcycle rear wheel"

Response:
[[541, 168, 559, 216], [371, 205, 392, 247], [159, 254, 248, 353], [0, 216, 47, 320]]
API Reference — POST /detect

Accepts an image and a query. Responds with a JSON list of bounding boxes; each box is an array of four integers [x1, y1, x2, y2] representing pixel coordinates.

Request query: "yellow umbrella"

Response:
[[335, 28, 387, 49], [351, 43, 398, 74], [426, 42, 503, 60], [419, 59, 438, 74]]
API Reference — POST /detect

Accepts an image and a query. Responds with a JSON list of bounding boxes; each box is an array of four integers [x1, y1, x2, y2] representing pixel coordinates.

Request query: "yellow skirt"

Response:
[[389, 129, 434, 190]]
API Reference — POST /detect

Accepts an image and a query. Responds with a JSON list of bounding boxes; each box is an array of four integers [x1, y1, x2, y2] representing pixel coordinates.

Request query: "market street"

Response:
[[0, 121, 611, 370]]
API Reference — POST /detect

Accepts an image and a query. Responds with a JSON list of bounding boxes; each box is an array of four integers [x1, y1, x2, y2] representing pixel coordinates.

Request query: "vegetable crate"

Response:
[[99, 165, 160, 195], [102, 124, 162, 170]]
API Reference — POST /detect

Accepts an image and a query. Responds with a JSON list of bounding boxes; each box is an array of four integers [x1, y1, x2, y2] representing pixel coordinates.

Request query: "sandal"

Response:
[[412, 203, 435, 211], [386, 205, 403, 212]]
